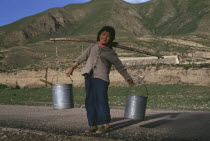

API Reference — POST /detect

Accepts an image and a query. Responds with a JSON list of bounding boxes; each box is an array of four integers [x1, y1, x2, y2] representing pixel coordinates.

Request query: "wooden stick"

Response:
[[50, 38, 163, 58], [50, 38, 96, 43], [40, 79, 54, 86]]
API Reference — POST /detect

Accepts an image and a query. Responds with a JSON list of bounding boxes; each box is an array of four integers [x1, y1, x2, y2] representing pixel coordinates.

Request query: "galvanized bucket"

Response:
[[124, 85, 148, 120], [52, 84, 74, 110]]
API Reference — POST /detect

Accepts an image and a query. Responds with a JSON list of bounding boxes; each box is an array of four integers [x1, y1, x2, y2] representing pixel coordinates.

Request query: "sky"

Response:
[[0, 0, 150, 27]]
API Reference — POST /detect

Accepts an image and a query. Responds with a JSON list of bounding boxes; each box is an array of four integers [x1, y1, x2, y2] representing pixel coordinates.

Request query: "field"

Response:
[[0, 84, 209, 111]]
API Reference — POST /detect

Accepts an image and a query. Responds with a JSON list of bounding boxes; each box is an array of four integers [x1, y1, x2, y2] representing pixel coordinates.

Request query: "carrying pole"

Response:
[[50, 38, 163, 58]]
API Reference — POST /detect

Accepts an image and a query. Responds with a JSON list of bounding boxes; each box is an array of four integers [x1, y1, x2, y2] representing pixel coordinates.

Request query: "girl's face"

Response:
[[99, 31, 111, 45]]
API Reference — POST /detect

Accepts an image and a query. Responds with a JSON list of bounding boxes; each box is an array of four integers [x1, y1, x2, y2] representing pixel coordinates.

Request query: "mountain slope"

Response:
[[1, 0, 210, 46], [0, 0, 155, 47], [1, 0, 210, 71], [137, 0, 210, 35]]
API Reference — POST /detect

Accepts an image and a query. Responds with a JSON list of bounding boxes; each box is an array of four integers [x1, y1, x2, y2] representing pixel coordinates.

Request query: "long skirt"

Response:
[[85, 76, 111, 126]]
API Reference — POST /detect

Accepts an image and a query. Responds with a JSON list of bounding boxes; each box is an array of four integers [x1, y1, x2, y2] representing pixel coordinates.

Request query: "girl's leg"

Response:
[[85, 76, 97, 126], [92, 78, 111, 125]]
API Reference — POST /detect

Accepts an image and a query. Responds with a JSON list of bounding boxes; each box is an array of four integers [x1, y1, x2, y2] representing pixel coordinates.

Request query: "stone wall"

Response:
[[120, 56, 179, 65], [1, 66, 210, 88]]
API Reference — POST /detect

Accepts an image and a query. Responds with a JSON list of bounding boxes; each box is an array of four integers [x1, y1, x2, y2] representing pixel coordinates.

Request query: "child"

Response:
[[66, 26, 134, 133]]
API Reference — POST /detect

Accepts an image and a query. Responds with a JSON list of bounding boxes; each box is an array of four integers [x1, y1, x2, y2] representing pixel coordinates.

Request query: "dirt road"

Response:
[[0, 105, 209, 141]]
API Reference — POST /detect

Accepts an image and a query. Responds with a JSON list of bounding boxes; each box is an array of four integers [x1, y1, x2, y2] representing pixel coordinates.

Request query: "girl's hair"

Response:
[[97, 26, 115, 42]]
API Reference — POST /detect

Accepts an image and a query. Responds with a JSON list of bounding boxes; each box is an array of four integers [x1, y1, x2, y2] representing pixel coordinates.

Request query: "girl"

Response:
[[66, 26, 134, 133]]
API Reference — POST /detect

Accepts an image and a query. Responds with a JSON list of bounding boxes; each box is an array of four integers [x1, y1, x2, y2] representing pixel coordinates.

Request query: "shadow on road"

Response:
[[145, 113, 180, 121], [140, 119, 172, 128], [110, 113, 180, 131], [140, 113, 179, 128]]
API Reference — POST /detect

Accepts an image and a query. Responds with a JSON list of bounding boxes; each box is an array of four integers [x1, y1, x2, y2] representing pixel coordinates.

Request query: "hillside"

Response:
[[0, 0, 210, 71]]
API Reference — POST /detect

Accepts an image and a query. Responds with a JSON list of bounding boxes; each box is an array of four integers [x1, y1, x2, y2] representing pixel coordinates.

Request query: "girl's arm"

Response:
[[66, 62, 79, 77], [109, 53, 135, 86], [66, 44, 94, 76], [74, 44, 93, 64]]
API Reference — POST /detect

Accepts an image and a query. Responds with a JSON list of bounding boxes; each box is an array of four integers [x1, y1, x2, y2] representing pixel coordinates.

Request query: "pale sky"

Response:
[[0, 0, 150, 26]]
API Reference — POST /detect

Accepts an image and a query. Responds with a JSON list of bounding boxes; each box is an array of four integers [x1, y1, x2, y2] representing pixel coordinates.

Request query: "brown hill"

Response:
[[0, 0, 210, 70]]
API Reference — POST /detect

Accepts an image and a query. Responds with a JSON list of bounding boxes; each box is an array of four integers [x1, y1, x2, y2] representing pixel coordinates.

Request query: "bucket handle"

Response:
[[51, 73, 74, 84], [69, 75, 73, 84], [128, 72, 150, 97], [142, 84, 149, 97], [128, 84, 149, 97]]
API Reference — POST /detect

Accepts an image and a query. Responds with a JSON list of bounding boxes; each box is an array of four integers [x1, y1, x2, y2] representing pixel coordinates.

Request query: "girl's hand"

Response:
[[66, 68, 74, 77], [66, 62, 79, 77], [127, 79, 135, 86]]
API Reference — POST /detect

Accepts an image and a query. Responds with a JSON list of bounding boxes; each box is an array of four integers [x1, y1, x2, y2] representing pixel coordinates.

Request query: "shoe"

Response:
[[96, 125, 109, 134], [85, 126, 98, 133]]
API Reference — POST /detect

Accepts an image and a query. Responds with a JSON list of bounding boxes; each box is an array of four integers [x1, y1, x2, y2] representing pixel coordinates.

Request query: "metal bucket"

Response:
[[124, 95, 147, 120], [124, 85, 148, 120], [52, 84, 74, 110]]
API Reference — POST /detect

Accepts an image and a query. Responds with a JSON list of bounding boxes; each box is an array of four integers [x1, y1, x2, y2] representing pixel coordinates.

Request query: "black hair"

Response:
[[97, 26, 115, 42]]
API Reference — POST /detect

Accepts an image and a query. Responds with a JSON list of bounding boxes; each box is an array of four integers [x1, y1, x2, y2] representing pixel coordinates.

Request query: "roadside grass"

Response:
[[0, 84, 209, 111]]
